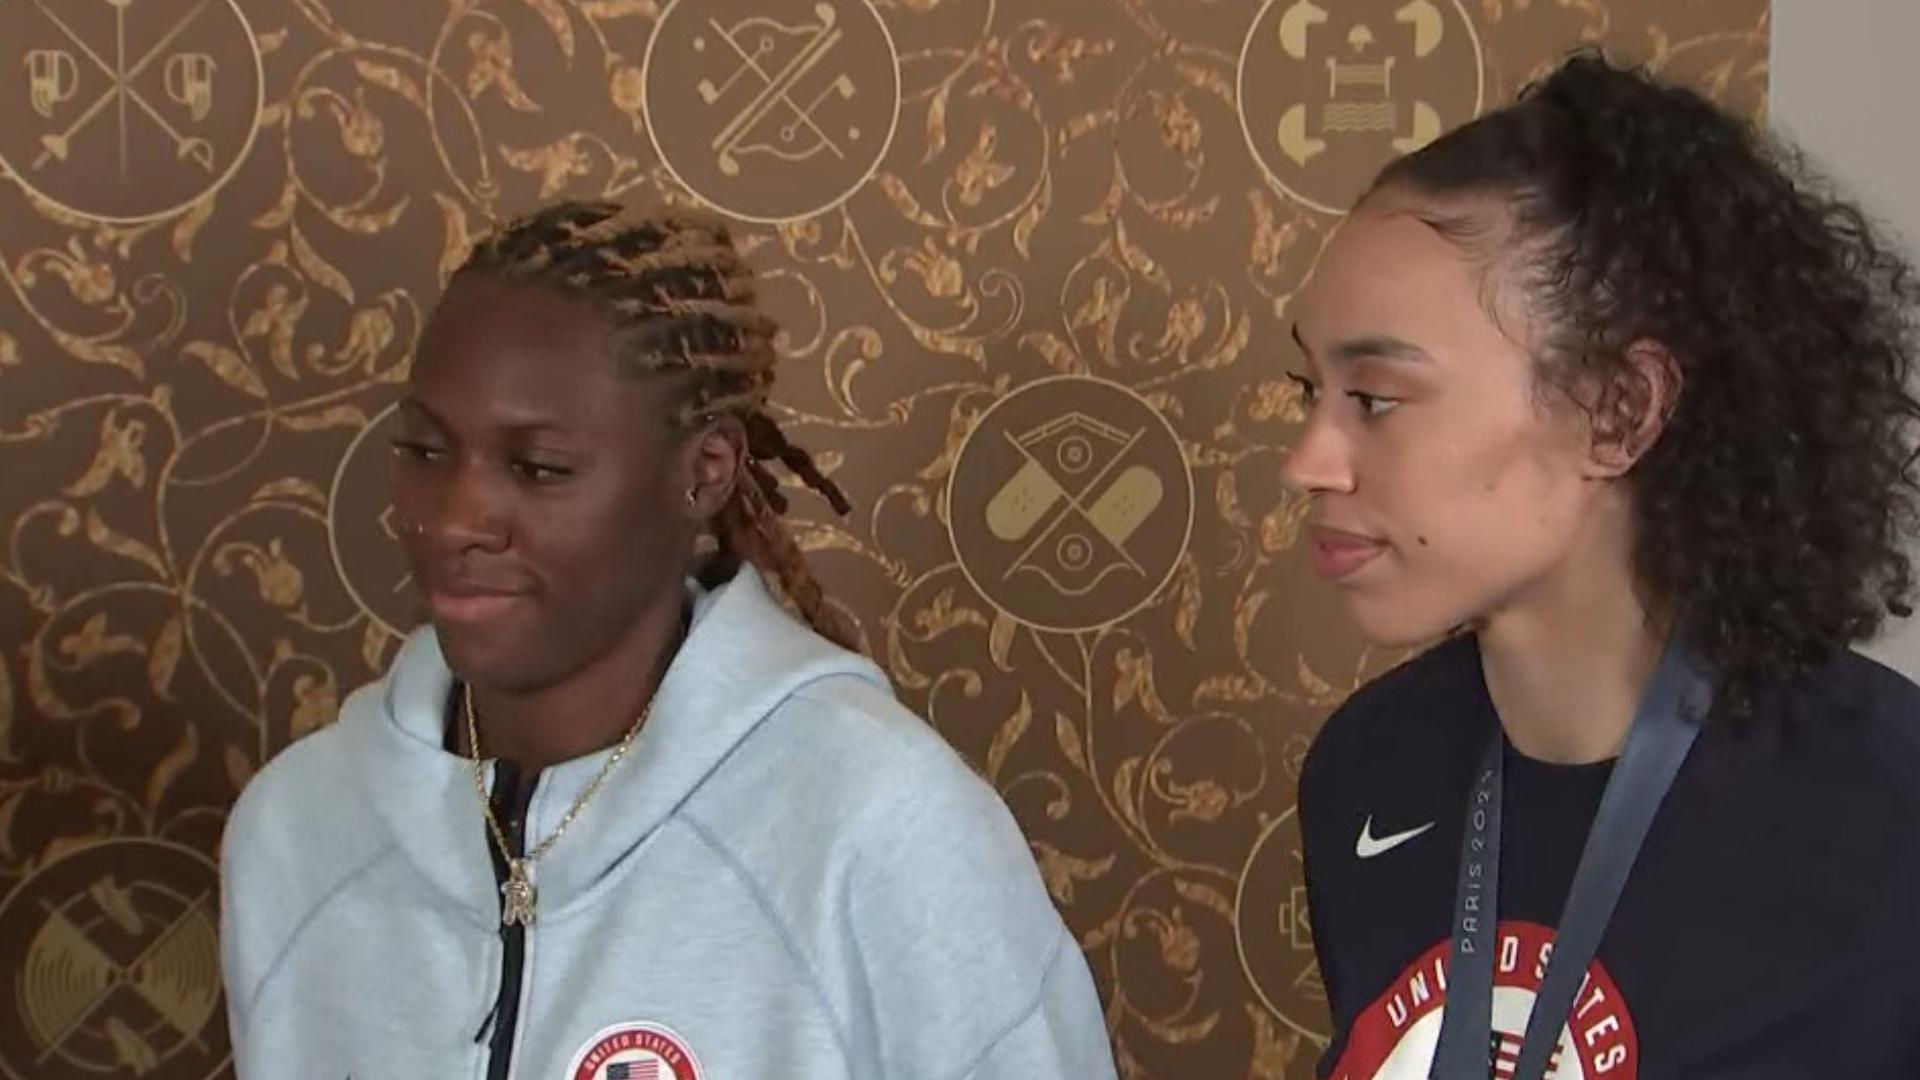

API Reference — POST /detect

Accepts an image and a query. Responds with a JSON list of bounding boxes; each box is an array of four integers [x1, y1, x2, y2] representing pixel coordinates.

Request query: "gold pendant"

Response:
[[501, 858, 536, 927]]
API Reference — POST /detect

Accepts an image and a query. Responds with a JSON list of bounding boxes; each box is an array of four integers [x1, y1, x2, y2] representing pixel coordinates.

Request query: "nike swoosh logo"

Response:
[[1355, 815, 1435, 859]]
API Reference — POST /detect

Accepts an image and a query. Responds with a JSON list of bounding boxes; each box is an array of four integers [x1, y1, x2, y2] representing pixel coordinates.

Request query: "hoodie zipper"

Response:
[[478, 759, 530, 1080]]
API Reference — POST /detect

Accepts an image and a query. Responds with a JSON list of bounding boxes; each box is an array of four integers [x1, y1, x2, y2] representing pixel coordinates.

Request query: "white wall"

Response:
[[1769, 0, 1920, 677]]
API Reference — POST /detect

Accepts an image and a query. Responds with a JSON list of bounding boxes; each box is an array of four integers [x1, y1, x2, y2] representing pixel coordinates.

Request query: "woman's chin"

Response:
[[1340, 591, 1465, 651], [432, 625, 550, 694]]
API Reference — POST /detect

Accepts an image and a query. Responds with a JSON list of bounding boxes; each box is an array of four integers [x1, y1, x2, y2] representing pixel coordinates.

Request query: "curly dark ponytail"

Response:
[[1371, 50, 1920, 713]]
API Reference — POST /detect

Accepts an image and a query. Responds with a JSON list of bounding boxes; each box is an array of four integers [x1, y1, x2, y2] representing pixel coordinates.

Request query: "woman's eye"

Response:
[[1285, 372, 1320, 406], [512, 460, 573, 483], [390, 439, 446, 461], [1351, 392, 1400, 418]]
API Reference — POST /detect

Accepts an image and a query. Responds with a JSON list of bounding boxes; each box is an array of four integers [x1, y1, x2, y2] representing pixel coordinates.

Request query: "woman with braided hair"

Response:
[[218, 200, 1117, 1080]]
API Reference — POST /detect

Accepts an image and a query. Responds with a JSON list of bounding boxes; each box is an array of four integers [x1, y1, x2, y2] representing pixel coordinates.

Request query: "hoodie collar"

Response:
[[341, 564, 885, 927]]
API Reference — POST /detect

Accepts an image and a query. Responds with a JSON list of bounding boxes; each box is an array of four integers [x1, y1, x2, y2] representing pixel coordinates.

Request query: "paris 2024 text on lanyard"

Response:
[[1429, 636, 1711, 1080]]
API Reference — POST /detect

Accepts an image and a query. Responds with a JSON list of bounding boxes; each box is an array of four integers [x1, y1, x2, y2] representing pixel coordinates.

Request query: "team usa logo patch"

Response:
[[567, 1022, 704, 1080], [1332, 920, 1639, 1079]]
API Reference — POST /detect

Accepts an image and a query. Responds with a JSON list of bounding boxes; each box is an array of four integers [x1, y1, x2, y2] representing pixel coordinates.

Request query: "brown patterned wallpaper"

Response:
[[0, 1, 1767, 1077]]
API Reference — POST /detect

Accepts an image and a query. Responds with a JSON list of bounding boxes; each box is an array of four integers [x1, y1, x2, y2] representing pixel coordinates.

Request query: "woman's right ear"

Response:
[[1583, 339, 1682, 479], [683, 412, 744, 518]]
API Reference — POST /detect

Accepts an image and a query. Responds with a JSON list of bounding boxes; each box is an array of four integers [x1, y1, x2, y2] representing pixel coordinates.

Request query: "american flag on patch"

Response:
[[1489, 1029, 1565, 1079], [605, 1061, 660, 1080]]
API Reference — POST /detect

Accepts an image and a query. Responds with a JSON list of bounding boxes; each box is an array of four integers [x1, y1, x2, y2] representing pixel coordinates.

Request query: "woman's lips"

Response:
[[425, 583, 530, 625], [1308, 527, 1389, 581]]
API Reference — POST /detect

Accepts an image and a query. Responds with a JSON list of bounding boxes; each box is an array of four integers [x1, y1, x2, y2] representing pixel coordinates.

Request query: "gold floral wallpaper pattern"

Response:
[[0, 0, 1767, 1077]]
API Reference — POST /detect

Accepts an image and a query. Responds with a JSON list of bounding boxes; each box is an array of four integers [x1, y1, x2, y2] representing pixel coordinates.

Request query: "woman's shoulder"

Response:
[[1798, 646, 1920, 715], [1750, 647, 1920, 789], [702, 672, 1019, 844], [1711, 650, 1920, 930], [679, 675, 1067, 975], [219, 687, 394, 998], [1306, 635, 1485, 777], [222, 681, 388, 878], [228, 713, 357, 834], [686, 673, 1056, 901]]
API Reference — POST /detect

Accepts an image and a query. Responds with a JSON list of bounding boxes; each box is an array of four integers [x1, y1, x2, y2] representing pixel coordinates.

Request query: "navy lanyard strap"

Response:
[[1430, 638, 1710, 1080]]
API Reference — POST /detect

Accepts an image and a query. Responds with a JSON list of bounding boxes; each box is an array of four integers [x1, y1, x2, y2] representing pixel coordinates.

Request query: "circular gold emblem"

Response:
[[0, 0, 263, 223], [642, 0, 900, 223], [947, 376, 1193, 633], [0, 839, 224, 1079], [1238, 0, 1483, 214]]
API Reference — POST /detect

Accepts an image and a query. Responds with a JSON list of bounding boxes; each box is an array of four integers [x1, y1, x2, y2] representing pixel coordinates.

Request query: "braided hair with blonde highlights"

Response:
[[455, 199, 857, 648]]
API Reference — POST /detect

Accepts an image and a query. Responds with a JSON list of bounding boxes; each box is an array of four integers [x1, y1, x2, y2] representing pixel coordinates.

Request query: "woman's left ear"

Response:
[[683, 412, 745, 516], [1585, 339, 1682, 479]]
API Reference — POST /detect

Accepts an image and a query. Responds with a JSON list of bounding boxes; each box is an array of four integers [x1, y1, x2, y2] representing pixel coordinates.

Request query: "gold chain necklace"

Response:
[[464, 683, 651, 927]]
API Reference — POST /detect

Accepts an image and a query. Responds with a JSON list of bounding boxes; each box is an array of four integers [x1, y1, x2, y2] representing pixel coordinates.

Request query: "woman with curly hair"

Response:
[[1284, 52, 1920, 1079], [218, 200, 1116, 1080]]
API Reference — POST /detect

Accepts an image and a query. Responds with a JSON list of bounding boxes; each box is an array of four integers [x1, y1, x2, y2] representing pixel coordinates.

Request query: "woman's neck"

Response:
[[1477, 511, 1666, 766], [460, 596, 687, 773]]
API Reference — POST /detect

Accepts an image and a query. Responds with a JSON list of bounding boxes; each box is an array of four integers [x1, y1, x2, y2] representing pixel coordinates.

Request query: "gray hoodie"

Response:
[[219, 565, 1116, 1080]]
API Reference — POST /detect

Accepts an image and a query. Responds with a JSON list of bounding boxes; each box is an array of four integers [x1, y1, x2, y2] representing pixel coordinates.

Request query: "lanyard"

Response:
[[1429, 638, 1709, 1080]]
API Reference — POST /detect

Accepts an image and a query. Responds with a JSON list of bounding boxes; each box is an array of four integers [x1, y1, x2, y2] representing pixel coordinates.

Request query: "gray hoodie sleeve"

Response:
[[847, 740, 1118, 1080], [949, 930, 1119, 1080]]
